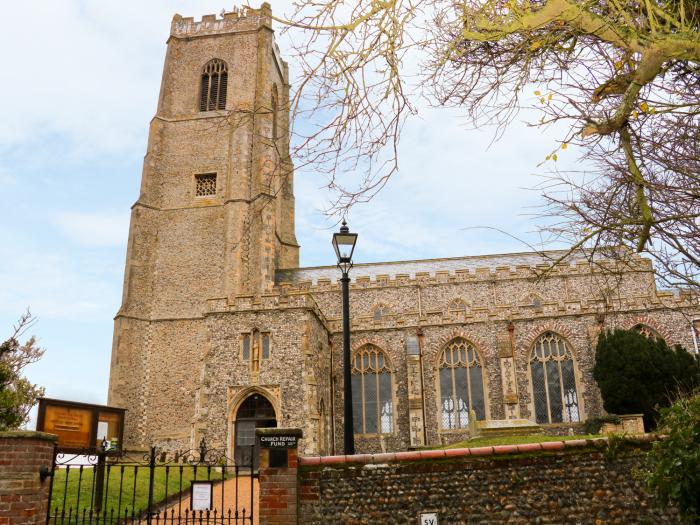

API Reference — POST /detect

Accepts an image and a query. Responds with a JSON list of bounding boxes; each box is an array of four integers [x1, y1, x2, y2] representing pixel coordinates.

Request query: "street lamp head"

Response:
[[332, 220, 358, 268]]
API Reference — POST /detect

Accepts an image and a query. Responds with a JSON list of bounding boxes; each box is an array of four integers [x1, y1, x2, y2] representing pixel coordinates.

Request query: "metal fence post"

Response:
[[94, 450, 106, 513], [146, 446, 156, 525], [250, 444, 255, 523], [45, 444, 58, 525]]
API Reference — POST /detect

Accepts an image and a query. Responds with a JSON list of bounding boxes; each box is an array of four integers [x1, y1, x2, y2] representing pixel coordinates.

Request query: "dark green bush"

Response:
[[593, 329, 700, 430], [647, 391, 700, 523]]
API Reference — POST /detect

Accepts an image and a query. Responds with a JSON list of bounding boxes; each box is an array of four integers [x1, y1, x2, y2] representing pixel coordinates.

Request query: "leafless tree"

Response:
[[276, 0, 700, 289]]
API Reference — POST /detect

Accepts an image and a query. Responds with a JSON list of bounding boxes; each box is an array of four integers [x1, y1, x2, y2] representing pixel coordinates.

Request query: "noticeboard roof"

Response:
[[38, 397, 127, 413]]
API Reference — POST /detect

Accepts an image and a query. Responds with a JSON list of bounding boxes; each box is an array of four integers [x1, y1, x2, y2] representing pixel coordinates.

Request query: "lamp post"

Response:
[[332, 220, 358, 456]]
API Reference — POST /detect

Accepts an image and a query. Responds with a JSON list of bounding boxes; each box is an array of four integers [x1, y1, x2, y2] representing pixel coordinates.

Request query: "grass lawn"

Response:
[[49, 463, 224, 519], [439, 433, 603, 449]]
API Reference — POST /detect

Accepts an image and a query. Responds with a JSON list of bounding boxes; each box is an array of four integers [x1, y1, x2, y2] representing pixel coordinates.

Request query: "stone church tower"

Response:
[[109, 4, 698, 459], [108, 4, 306, 454]]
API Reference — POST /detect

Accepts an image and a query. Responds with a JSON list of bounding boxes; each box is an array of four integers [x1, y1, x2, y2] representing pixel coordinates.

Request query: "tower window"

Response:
[[242, 335, 251, 360], [195, 173, 217, 197], [241, 332, 271, 363], [199, 59, 228, 111]]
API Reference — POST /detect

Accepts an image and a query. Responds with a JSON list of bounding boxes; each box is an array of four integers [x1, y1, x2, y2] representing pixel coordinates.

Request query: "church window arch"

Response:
[[632, 324, 662, 341], [438, 338, 486, 429], [448, 299, 467, 312], [529, 332, 580, 424], [351, 345, 394, 434], [199, 59, 228, 111], [240, 331, 271, 370]]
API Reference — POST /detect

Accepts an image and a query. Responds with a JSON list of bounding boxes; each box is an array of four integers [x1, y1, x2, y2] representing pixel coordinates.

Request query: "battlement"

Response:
[[275, 250, 655, 292], [171, 3, 272, 38]]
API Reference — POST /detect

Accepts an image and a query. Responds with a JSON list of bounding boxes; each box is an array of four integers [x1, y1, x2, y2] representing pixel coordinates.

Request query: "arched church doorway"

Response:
[[234, 394, 277, 469]]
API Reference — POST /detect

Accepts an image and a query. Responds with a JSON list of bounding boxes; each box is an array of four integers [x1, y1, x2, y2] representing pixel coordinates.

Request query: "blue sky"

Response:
[[0, 1, 577, 421]]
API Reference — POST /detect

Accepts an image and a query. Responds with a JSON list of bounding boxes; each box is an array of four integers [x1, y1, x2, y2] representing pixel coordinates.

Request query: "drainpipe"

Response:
[[691, 318, 699, 354], [329, 338, 336, 455]]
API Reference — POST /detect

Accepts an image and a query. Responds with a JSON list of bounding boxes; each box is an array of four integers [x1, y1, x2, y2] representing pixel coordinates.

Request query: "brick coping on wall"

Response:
[[0, 430, 57, 441], [298, 434, 660, 466]]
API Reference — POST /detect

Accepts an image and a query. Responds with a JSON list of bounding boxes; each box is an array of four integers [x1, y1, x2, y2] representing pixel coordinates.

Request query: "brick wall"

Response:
[[0, 432, 56, 525], [257, 429, 301, 525], [298, 437, 678, 524]]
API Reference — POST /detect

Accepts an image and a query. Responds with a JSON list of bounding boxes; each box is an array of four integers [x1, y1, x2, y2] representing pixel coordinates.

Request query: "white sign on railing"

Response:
[[191, 481, 213, 511]]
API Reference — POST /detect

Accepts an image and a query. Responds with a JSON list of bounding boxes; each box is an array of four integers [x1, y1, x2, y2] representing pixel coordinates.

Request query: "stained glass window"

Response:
[[351, 345, 394, 434], [438, 339, 486, 429], [529, 332, 580, 424]]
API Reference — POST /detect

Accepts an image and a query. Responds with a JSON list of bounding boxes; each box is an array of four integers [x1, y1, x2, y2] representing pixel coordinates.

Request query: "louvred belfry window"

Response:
[[529, 332, 580, 424], [199, 59, 228, 111], [351, 345, 394, 434], [438, 338, 486, 429]]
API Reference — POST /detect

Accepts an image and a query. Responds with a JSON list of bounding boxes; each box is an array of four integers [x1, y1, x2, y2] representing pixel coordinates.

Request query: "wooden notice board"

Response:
[[36, 398, 126, 453]]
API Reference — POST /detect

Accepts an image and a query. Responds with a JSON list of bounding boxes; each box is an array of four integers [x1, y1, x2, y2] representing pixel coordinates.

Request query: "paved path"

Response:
[[157, 476, 258, 525]]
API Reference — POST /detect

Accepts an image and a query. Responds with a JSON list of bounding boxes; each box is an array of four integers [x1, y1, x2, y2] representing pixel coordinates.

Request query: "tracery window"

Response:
[[438, 338, 486, 429], [529, 332, 580, 424], [241, 331, 271, 371], [633, 324, 662, 340], [351, 345, 394, 434], [199, 59, 228, 111], [448, 299, 467, 312]]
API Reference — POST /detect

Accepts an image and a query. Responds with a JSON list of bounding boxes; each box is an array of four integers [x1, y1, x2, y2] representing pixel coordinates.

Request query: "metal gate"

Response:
[[46, 439, 257, 525]]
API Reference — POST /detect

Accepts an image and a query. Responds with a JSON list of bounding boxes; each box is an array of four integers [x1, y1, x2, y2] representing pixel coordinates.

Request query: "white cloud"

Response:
[[0, 227, 121, 322], [52, 211, 129, 247]]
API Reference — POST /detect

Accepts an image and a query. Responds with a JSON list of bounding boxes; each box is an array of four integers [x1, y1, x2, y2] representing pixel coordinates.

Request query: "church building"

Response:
[[107, 4, 699, 460]]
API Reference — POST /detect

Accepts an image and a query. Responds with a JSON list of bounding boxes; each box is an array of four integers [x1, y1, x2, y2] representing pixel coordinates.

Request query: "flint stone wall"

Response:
[[298, 442, 678, 524]]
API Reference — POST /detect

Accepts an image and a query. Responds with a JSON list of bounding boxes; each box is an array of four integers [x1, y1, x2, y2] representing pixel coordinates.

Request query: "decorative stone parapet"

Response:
[[0, 431, 57, 525], [170, 3, 271, 38]]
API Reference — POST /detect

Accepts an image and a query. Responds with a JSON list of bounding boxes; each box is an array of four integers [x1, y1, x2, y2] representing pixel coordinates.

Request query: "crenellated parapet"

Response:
[[206, 251, 697, 335], [206, 291, 329, 325], [171, 3, 272, 38], [275, 251, 655, 292]]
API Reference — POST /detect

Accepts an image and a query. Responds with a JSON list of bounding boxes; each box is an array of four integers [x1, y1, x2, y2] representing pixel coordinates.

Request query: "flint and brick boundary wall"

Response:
[[0, 432, 56, 525], [297, 437, 678, 524]]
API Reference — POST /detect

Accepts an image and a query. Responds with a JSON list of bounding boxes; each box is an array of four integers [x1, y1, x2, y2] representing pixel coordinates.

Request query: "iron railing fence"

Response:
[[47, 441, 256, 525]]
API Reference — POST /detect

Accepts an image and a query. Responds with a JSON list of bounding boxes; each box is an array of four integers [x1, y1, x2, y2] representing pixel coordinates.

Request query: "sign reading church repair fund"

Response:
[[259, 434, 298, 448]]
